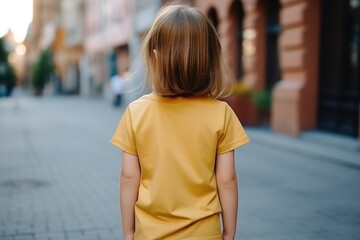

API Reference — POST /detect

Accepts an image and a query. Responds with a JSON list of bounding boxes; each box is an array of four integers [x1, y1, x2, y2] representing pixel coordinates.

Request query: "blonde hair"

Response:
[[142, 5, 235, 98]]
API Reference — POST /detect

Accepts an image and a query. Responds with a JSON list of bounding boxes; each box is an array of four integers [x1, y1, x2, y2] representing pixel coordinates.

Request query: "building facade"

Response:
[[27, 0, 61, 87], [26, 0, 359, 140], [192, 0, 359, 139], [57, 0, 84, 95], [83, 0, 133, 99]]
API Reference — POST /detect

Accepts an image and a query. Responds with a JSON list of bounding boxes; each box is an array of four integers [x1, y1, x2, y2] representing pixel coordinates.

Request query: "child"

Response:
[[110, 73, 124, 107], [111, 5, 249, 240]]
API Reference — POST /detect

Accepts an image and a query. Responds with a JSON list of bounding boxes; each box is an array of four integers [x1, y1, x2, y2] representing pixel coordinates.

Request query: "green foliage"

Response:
[[0, 37, 9, 62], [252, 90, 272, 113], [0, 37, 16, 86], [31, 48, 53, 90]]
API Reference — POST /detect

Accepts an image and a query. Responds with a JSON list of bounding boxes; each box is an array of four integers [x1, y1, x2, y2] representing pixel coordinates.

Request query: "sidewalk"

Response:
[[246, 127, 360, 171], [1, 94, 359, 240], [0, 95, 124, 240]]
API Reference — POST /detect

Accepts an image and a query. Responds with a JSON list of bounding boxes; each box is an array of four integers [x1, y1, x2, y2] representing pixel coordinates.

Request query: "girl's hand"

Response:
[[124, 233, 134, 240], [223, 235, 234, 240]]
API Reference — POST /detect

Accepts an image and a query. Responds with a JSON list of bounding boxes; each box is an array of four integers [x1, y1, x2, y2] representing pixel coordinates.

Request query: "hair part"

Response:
[[142, 4, 235, 98]]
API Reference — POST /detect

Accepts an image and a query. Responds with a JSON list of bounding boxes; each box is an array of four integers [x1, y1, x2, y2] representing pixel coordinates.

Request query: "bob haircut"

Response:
[[142, 5, 235, 98]]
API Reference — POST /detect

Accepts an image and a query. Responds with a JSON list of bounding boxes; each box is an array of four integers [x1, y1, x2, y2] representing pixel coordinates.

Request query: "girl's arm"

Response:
[[216, 150, 238, 240], [120, 151, 141, 240]]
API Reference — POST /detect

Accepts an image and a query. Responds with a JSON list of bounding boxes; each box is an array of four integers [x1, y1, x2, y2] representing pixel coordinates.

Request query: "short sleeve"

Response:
[[217, 104, 250, 154], [111, 107, 137, 155]]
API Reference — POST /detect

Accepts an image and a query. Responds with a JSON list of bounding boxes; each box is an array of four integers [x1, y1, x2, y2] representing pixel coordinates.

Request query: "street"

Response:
[[1, 94, 360, 240]]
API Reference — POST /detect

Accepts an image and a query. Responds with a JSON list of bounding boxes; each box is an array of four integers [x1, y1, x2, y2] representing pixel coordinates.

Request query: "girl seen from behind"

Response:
[[111, 4, 250, 240]]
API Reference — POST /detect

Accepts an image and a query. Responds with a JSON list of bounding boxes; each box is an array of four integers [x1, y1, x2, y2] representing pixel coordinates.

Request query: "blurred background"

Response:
[[0, 0, 360, 240], [0, 0, 359, 139]]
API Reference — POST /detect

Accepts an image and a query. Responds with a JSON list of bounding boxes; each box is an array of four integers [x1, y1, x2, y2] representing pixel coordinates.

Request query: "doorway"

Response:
[[230, 0, 245, 79], [264, 0, 281, 90], [318, 0, 360, 137]]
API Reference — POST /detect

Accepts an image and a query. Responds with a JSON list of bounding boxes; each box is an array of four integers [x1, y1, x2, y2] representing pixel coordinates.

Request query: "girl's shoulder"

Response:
[[127, 93, 233, 116]]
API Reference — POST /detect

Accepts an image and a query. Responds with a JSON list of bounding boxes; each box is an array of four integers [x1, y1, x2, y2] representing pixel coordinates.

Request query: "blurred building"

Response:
[[26, 0, 359, 140], [27, 0, 61, 88], [28, 0, 134, 98], [55, 0, 84, 95], [29, 0, 61, 53], [83, 0, 133, 99], [188, 0, 359, 139]]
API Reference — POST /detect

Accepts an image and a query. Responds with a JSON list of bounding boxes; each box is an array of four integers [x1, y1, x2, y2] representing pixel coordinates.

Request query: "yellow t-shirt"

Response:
[[111, 93, 250, 240]]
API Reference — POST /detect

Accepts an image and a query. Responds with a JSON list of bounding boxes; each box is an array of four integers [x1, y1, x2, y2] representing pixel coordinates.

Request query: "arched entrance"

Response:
[[318, 0, 360, 137], [263, 0, 281, 90], [229, 0, 245, 79], [256, 0, 281, 90], [254, 0, 281, 126]]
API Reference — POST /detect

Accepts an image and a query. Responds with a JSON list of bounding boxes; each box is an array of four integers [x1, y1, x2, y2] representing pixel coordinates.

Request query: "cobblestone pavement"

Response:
[[1, 94, 360, 240]]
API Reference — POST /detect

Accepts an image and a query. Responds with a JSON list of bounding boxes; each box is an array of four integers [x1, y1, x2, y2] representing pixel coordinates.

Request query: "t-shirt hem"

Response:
[[134, 234, 222, 240], [217, 135, 250, 154], [172, 235, 222, 240], [111, 138, 137, 155]]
